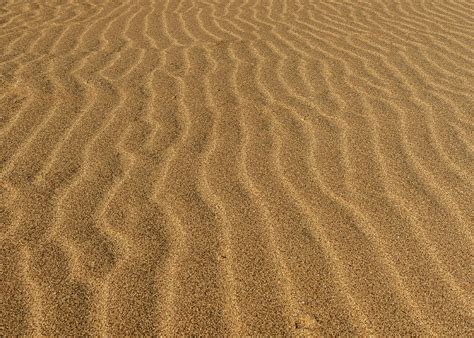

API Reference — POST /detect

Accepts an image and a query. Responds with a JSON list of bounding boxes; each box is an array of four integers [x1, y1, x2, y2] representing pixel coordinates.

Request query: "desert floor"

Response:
[[1, 0, 473, 336]]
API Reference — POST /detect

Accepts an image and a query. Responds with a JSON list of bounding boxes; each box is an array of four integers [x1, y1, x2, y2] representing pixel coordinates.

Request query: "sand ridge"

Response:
[[1, 0, 473, 336]]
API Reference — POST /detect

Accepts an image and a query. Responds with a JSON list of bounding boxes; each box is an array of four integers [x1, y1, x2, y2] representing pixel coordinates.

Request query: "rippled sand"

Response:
[[1, 0, 473, 336]]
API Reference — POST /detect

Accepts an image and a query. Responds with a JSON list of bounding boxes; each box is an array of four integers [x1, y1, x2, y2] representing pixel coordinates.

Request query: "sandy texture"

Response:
[[1, 0, 473, 336]]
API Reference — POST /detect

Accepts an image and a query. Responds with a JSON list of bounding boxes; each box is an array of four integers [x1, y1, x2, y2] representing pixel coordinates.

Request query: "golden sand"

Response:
[[1, 0, 473, 335]]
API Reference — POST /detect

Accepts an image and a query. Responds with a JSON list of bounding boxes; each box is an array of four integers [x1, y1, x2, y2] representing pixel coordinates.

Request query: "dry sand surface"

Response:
[[1, 0, 474, 336]]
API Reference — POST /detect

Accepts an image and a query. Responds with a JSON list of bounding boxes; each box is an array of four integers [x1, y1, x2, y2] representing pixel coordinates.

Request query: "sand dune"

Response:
[[1, 0, 473, 335]]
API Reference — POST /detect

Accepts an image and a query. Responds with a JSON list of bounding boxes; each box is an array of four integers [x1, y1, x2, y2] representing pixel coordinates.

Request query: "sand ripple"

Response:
[[1, 0, 473, 335]]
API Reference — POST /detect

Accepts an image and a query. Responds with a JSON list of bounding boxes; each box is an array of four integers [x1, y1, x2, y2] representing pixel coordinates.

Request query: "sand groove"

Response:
[[1, 0, 473, 335]]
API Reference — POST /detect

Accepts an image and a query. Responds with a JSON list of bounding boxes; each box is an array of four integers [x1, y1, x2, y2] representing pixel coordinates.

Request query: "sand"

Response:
[[1, 0, 473, 336]]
